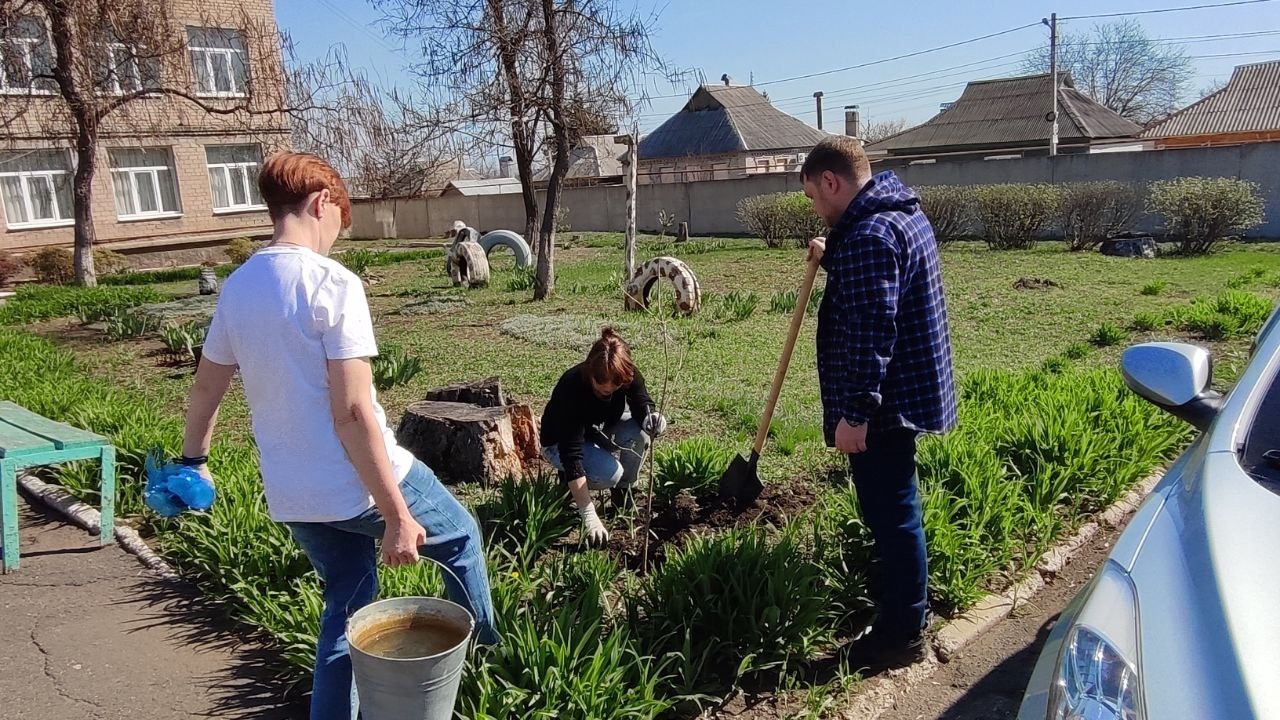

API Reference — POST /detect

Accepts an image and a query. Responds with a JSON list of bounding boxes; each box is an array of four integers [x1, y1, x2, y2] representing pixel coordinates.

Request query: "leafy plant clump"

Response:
[[371, 344, 425, 391], [737, 192, 826, 248], [972, 184, 1062, 250], [30, 247, 74, 284], [1089, 322, 1128, 347], [0, 284, 162, 325], [654, 436, 735, 503], [1148, 177, 1265, 255], [1058, 181, 1143, 252]]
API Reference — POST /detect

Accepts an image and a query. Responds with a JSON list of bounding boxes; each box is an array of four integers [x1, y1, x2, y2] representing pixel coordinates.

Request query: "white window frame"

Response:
[[0, 150, 74, 229], [102, 42, 143, 96], [205, 145, 265, 214], [0, 27, 55, 96], [188, 28, 247, 98], [110, 149, 182, 221]]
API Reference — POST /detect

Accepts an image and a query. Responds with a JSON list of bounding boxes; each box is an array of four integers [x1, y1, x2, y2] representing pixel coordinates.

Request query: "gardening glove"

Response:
[[642, 412, 668, 437], [576, 501, 610, 547]]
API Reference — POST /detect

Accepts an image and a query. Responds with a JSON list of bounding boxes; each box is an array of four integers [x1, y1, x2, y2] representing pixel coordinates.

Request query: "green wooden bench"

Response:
[[0, 401, 115, 573]]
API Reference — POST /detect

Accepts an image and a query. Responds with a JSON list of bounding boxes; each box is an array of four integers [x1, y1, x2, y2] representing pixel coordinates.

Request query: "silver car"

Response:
[[1018, 306, 1280, 720]]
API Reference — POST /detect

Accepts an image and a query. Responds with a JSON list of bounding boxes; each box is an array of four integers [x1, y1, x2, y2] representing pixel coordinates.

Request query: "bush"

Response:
[[224, 237, 260, 265], [1090, 322, 1128, 347], [30, 247, 74, 284], [654, 436, 735, 503], [916, 185, 974, 245], [0, 284, 162, 325], [737, 192, 826, 248], [0, 250, 22, 286], [972, 184, 1061, 250], [158, 320, 209, 363], [1140, 281, 1168, 296], [1131, 312, 1162, 332], [1058, 181, 1143, 252], [1148, 177, 1265, 255], [337, 248, 379, 278], [103, 308, 159, 340], [93, 249, 130, 275], [370, 344, 425, 391]]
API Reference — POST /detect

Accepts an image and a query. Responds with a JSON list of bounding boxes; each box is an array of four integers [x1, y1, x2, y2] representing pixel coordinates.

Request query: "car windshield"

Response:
[[1243, 322, 1280, 487]]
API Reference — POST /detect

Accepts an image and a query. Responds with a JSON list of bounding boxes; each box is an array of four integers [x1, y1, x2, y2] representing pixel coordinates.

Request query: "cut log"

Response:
[[396, 400, 541, 485], [676, 221, 689, 243], [424, 377, 508, 408]]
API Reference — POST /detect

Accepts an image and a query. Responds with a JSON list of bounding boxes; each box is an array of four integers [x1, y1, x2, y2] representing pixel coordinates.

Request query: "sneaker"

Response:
[[840, 629, 927, 675]]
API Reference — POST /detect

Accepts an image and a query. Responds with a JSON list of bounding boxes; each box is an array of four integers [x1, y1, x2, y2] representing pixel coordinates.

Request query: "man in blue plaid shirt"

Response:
[[802, 136, 957, 671]]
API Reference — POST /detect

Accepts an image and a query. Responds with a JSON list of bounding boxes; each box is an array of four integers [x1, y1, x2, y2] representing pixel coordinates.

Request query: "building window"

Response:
[[0, 150, 74, 229], [109, 148, 181, 220], [0, 16, 55, 94], [187, 27, 247, 97], [205, 144, 264, 212]]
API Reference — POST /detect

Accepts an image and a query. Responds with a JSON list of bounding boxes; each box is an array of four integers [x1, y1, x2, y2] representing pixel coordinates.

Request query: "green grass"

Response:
[[4, 236, 1274, 715], [0, 284, 163, 325]]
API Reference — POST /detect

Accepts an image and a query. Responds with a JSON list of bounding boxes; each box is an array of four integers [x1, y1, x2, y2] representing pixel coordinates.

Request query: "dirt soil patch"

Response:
[[1012, 277, 1061, 290]]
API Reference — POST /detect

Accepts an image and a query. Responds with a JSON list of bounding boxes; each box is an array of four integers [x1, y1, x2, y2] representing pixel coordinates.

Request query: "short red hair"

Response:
[[258, 151, 351, 228]]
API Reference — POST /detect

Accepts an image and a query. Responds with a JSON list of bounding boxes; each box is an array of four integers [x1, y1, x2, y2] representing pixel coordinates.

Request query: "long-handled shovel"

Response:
[[717, 253, 822, 509]]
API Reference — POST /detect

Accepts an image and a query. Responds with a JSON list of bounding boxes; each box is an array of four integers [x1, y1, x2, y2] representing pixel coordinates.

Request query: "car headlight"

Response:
[[1048, 562, 1146, 720]]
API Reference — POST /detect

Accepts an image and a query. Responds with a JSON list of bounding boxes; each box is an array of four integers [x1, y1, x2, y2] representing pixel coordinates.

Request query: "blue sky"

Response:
[[278, 0, 1280, 136]]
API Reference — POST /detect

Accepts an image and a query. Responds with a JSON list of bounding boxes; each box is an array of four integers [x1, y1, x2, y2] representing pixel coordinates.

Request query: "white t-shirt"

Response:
[[202, 245, 415, 522]]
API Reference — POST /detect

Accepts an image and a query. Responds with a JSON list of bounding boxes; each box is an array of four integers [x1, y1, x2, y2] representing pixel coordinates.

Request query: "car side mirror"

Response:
[[1120, 342, 1223, 431]]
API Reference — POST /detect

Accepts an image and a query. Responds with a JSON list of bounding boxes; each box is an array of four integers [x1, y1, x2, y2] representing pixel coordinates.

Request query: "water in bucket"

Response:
[[347, 596, 475, 720]]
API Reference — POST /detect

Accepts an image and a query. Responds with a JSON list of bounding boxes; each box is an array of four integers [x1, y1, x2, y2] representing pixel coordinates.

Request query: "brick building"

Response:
[[0, 1, 290, 263]]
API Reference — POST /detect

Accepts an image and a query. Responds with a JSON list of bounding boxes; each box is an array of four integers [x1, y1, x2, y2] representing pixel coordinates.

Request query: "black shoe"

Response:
[[841, 630, 927, 675]]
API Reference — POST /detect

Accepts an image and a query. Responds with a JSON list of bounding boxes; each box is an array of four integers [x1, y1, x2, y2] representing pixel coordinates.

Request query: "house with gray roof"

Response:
[[1142, 60, 1280, 149], [865, 73, 1143, 165], [638, 82, 830, 184]]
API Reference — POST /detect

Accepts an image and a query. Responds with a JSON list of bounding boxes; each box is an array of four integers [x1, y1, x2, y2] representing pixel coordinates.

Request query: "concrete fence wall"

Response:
[[350, 142, 1280, 240]]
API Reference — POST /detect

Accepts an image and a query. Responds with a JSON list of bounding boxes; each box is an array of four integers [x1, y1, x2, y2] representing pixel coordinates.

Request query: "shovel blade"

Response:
[[717, 451, 764, 509]]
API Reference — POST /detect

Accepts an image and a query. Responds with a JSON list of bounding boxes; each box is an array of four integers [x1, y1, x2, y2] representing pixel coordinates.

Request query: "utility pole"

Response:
[[814, 91, 824, 130], [1044, 12, 1059, 157]]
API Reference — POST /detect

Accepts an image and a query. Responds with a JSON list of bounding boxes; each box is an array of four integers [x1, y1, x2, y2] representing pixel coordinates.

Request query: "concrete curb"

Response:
[[851, 470, 1164, 720], [18, 474, 179, 581]]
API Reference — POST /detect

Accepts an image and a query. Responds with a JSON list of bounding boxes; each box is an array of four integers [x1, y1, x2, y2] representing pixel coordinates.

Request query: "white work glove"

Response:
[[642, 412, 668, 436], [576, 501, 609, 546]]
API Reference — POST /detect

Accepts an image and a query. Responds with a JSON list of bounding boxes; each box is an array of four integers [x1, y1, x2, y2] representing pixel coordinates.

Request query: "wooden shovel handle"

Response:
[[753, 254, 821, 455]]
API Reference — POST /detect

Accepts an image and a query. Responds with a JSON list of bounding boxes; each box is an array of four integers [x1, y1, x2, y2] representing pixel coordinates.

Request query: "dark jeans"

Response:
[[849, 428, 928, 642]]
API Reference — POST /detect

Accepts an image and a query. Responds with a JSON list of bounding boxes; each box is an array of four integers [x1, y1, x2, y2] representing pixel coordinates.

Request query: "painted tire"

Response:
[[479, 230, 532, 268], [448, 241, 491, 288], [624, 256, 701, 315]]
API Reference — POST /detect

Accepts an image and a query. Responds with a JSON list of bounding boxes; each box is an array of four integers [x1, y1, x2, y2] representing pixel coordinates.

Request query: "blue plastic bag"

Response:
[[144, 450, 216, 517]]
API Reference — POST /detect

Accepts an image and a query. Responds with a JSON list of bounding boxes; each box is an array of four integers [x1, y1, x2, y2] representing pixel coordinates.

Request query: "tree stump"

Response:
[[396, 400, 541, 485], [676, 221, 689, 243], [425, 377, 508, 408]]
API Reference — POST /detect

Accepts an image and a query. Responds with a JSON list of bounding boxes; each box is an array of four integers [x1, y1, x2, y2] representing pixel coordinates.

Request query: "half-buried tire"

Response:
[[479, 230, 532, 268]]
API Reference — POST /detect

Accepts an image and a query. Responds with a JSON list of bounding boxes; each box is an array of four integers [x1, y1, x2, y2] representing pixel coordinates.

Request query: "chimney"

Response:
[[498, 155, 513, 178], [844, 105, 860, 138], [814, 92, 824, 130], [721, 73, 732, 86]]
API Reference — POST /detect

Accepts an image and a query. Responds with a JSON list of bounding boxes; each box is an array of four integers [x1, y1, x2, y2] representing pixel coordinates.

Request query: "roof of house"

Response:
[[638, 84, 830, 160], [535, 135, 628, 180], [866, 73, 1142, 155], [1141, 60, 1280, 138], [441, 177, 524, 196]]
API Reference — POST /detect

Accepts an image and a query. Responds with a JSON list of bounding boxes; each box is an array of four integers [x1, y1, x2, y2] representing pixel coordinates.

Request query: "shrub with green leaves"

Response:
[[654, 436, 735, 502], [737, 192, 826, 248], [477, 474, 576, 572], [1090, 322, 1128, 347], [709, 290, 758, 322], [1131, 312, 1162, 332], [1169, 290, 1274, 340], [0, 284, 162, 325], [504, 266, 536, 292], [30, 246, 74, 284], [632, 526, 834, 693], [1148, 177, 1265, 255], [224, 237, 260, 265], [93, 248, 130, 275], [103, 308, 160, 340], [1140, 280, 1168, 296], [99, 264, 236, 286], [336, 248, 380, 277], [916, 185, 974, 245], [158, 320, 209, 363], [1058, 181, 1143, 252], [972, 184, 1062, 250], [370, 344, 425, 391]]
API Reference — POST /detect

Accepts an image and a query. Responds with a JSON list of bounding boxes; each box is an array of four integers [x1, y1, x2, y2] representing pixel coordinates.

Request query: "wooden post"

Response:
[[617, 129, 638, 281], [676, 221, 689, 243]]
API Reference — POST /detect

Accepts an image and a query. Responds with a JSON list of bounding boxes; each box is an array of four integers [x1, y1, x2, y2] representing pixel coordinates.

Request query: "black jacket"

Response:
[[539, 363, 654, 481]]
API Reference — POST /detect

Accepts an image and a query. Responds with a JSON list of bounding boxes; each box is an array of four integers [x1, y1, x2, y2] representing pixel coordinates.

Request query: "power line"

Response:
[[1061, 0, 1275, 21]]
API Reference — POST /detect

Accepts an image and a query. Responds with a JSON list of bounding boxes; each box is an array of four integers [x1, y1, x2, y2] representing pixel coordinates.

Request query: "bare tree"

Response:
[[1197, 78, 1227, 100], [0, 1, 344, 285], [379, 0, 673, 300], [860, 117, 909, 144], [288, 48, 468, 198], [1023, 19, 1191, 125]]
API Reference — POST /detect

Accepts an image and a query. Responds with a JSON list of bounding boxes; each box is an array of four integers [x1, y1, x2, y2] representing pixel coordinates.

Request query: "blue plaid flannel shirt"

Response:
[[816, 171, 958, 445]]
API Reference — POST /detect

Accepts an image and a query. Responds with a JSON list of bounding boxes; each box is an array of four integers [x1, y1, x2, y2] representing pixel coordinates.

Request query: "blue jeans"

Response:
[[849, 429, 928, 642], [286, 460, 499, 720], [541, 417, 649, 489]]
